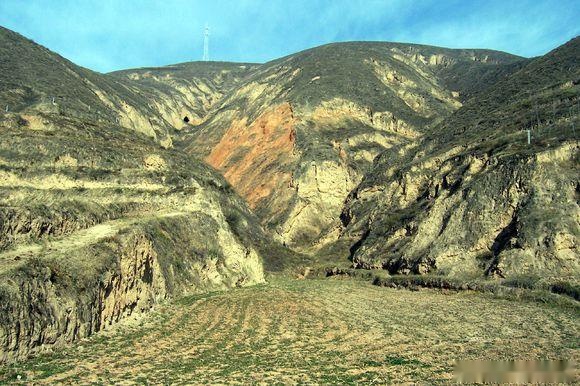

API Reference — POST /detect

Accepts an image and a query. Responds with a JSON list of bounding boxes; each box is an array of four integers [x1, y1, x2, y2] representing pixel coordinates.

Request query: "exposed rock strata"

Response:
[[340, 37, 579, 279], [0, 213, 264, 363], [343, 142, 579, 279], [185, 42, 519, 250]]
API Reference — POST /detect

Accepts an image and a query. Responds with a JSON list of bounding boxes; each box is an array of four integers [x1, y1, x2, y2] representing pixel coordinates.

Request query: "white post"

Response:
[[52, 97, 56, 105], [4, 105, 8, 112], [527, 129, 531, 145]]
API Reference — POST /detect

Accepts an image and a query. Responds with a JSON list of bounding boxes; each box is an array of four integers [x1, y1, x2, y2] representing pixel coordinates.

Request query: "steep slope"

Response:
[[340, 37, 579, 280], [0, 26, 169, 146], [0, 28, 299, 363], [110, 61, 258, 129], [1, 24, 269, 150], [436, 59, 528, 102], [181, 42, 522, 251], [0, 107, 288, 363]]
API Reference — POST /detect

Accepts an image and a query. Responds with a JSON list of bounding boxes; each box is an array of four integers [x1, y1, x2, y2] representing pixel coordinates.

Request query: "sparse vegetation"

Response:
[[0, 277, 577, 384], [0, 22, 578, 384]]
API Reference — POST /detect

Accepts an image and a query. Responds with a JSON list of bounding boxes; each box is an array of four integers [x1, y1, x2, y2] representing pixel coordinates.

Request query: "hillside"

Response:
[[1, 22, 578, 372], [110, 61, 258, 128], [0, 28, 300, 363], [179, 42, 522, 251], [0, 27, 258, 149], [339, 37, 579, 280]]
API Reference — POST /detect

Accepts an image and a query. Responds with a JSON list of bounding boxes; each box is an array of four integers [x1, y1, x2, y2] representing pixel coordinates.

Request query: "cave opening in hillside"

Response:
[[183, 116, 190, 123]]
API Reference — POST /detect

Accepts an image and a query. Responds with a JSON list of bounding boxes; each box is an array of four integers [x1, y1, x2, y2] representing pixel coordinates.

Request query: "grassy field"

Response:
[[1, 277, 578, 384]]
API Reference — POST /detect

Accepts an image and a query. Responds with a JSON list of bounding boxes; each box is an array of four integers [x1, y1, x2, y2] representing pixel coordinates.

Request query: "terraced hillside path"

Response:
[[1, 277, 578, 384], [0, 209, 191, 273]]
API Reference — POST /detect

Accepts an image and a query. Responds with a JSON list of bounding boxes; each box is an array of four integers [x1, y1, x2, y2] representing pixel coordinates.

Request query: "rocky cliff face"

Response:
[[181, 42, 522, 251], [342, 141, 578, 278], [0, 212, 264, 363], [339, 37, 579, 280]]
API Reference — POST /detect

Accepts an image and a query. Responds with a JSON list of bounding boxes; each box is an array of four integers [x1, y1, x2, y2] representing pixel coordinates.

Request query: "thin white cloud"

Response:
[[0, 0, 577, 71]]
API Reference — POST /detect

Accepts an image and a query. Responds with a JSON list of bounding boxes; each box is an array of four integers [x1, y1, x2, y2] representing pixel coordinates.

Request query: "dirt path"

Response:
[[0, 210, 188, 273], [1, 277, 578, 384]]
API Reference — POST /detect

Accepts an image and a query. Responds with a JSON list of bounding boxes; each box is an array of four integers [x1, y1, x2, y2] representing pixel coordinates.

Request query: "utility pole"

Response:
[[202, 24, 210, 61]]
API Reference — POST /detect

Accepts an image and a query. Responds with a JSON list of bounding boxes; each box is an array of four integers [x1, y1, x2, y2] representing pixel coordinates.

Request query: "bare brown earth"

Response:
[[1, 278, 577, 384], [206, 103, 297, 209]]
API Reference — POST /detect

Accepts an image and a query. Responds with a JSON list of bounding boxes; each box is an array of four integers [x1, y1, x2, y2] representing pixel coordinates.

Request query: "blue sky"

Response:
[[1, 0, 578, 73]]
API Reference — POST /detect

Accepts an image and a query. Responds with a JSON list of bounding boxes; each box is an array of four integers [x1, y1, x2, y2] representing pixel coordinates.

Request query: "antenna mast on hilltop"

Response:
[[202, 24, 210, 61]]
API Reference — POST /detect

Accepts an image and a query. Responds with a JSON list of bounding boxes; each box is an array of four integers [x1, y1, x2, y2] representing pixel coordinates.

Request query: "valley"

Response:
[[0, 21, 578, 384]]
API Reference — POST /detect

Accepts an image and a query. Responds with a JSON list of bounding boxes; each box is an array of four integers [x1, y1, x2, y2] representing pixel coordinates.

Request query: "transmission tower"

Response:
[[202, 24, 210, 61]]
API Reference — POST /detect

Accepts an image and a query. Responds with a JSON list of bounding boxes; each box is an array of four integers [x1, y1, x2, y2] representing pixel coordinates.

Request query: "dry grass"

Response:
[[1, 277, 578, 384]]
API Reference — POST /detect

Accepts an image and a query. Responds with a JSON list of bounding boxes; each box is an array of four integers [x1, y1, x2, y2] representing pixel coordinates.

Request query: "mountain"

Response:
[[1, 23, 577, 364], [0, 27, 298, 363], [109, 61, 258, 128], [0, 26, 172, 147], [179, 42, 522, 251], [339, 37, 579, 279], [0, 26, 258, 149]]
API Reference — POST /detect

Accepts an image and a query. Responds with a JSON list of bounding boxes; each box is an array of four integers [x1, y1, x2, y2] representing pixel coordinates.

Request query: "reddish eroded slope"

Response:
[[206, 103, 297, 209]]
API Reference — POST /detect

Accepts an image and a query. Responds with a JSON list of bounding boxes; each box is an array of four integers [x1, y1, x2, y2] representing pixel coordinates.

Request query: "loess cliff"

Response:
[[0, 27, 295, 363], [339, 37, 579, 280], [0, 107, 279, 362], [180, 42, 522, 251]]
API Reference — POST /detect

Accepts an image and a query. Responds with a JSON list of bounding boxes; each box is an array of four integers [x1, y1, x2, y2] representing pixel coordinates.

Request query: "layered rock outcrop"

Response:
[[340, 37, 579, 279], [342, 141, 579, 279], [183, 42, 521, 251], [0, 212, 264, 363], [0, 109, 271, 362]]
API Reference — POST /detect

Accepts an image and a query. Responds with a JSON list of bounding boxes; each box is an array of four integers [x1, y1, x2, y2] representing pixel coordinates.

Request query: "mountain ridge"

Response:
[[178, 40, 525, 250]]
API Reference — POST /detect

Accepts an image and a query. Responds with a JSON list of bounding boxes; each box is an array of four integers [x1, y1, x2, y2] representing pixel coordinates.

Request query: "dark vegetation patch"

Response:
[[309, 266, 579, 306]]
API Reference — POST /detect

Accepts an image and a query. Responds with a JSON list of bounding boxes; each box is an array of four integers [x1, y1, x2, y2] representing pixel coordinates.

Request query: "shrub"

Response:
[[549, 281, 580, 301], [502, 274, 541, 289], [224, 210, 244, 235]]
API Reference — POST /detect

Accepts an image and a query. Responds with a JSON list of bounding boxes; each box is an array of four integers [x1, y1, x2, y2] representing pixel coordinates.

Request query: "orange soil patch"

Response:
[[206, 103, 297, 208]]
